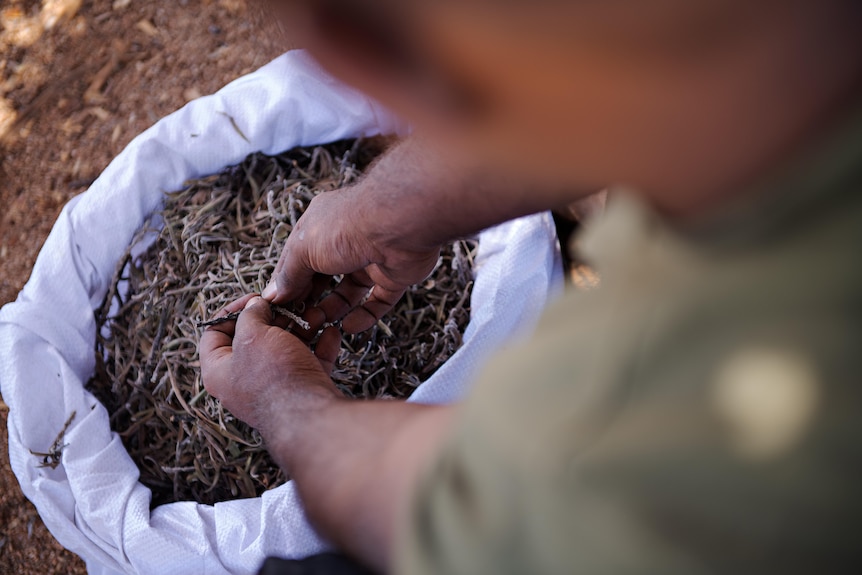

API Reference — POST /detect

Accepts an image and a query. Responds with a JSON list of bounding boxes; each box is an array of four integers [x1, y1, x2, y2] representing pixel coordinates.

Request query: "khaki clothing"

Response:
[[398, 107, 862, 574]]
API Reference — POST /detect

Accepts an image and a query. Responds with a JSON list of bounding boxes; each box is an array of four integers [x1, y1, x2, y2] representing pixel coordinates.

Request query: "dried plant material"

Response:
[[217, 111, 250, 143], [0, 7, 43, 48], [29, 411, 77, 470], [195, 305, 310, 330], [40, 0, 83, 30], [0, 0, 82, 48], [0, 98, 16, 142], [89, 138, 477, 506], [134, 18, 158, 38], [83, 39, 127, 104]]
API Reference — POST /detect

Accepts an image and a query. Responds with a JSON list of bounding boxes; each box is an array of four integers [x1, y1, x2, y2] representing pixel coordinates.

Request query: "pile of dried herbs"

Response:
[[88, 138, 477, 506]]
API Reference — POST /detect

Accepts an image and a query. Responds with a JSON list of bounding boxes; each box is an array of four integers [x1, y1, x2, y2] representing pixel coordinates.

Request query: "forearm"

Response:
[[261, 396, 455, 572], [353, 135, 590, 252]]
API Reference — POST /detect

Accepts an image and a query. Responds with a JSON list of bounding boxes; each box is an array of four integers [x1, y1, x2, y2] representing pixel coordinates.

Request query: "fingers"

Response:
[[314, 326, 342, 375], [284, 274, 334, 339], [341, 284, 405, 334], [202, 293, 259, 336], [291, 306, 327, 342], [200, 294, 258, 393], [265, 191, 374, 307], [316, 270, 376, 323], [199, 292, 258, 356], [227, 293, 260, 313], [199, 329, 233, 370], [308, 273, 335, 304], [266, 245, 316, 305], [235, 296, 275, 337], [313, 266, 407, 333]]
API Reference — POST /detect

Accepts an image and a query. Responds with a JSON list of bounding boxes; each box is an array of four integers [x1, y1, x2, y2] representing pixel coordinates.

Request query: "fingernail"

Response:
[[244, 296, 263, 310], [262, 281, 277, 301]]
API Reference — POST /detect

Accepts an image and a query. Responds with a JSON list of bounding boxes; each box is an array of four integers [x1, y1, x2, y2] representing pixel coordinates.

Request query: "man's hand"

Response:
[[264, 185, 440, 334], [199, 294, 342, 432], [199, 294, 457, 572], [262, 136, 602, 335]]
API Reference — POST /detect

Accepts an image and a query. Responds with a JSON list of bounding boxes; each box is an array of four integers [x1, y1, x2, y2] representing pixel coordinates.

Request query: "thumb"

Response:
[[236, 296, 274, 334], [265, 250, 316, 305]]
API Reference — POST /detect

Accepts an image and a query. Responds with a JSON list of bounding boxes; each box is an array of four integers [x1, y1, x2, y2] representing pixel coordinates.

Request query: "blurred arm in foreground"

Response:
[[205, 0, 862, 573]]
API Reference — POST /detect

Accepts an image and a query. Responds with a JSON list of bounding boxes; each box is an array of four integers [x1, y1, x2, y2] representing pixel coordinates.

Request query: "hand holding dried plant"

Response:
[[90, 141, 476, 504], [201, 291, 458, 573], [265, 135, 600, 334], [200, 296, 342, 431], [266, 185, 441, 334]]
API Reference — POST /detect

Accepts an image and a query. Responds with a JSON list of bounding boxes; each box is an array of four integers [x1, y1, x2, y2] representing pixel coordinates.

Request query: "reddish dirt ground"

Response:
[[1, 1, 282, 571]]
